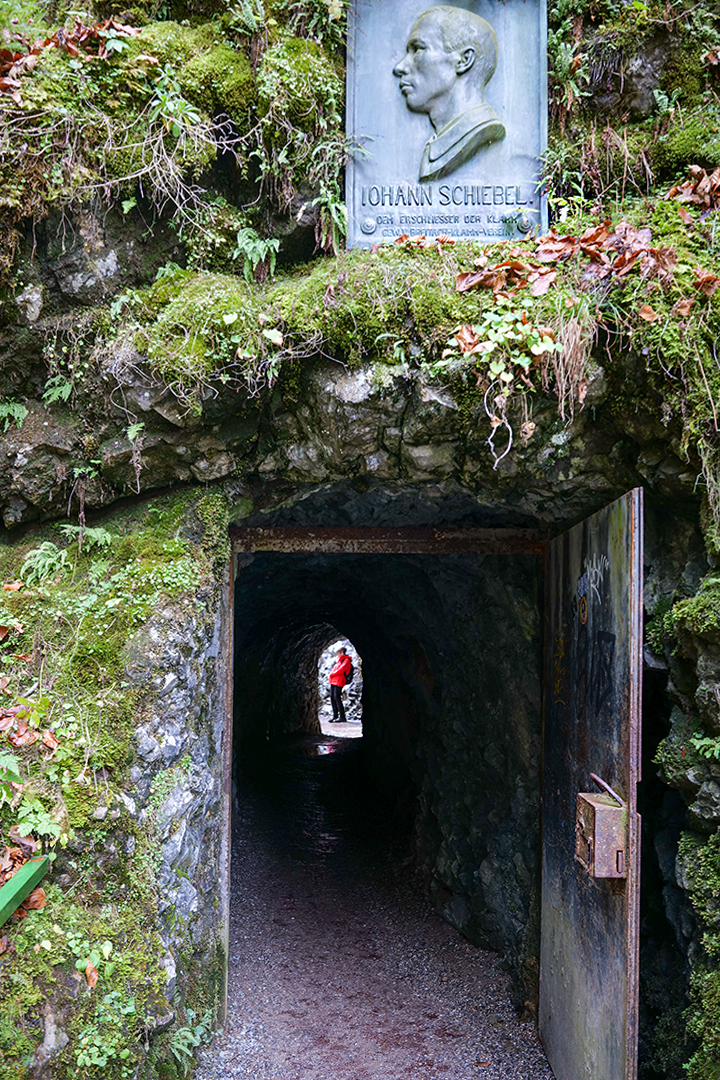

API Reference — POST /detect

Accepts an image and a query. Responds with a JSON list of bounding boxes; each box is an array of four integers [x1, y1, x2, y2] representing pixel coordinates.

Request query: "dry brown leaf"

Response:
[[678, 206, 693, 225], [674, 297, 694, 317], [454, 325, 480, 353], [2, 582, 23, 592], [42, 730, 59, 750], [12, 653, 31, 662], [0, 676, 9, 692], [85, 962, 99, 989], [694, 267, 720, 296], [638, 304, 662, 322], [529, 269, 557, 296], [0, 935, 7, 955], [456, 269, 493, 292], [0, 627, 8, 641], [8, 728, 38, 747], [8, 829, 36, 857], [24, 887, 46, 910]]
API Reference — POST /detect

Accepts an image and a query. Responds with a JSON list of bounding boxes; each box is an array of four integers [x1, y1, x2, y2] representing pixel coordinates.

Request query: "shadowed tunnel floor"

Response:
[[195, 734, 553, 1080]]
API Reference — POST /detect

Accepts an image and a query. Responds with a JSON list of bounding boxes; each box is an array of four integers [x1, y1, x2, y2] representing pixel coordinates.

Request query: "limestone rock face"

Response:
[[0, 340, 699, 535], [588, 31, 672, 119], [122, 592, 231, 999]]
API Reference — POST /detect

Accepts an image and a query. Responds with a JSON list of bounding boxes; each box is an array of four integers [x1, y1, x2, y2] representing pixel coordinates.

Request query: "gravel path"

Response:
[[196, 735, 553, 1080]]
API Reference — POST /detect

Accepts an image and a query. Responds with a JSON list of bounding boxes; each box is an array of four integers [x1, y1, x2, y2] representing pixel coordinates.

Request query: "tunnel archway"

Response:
[[232, 548, 543, 978]]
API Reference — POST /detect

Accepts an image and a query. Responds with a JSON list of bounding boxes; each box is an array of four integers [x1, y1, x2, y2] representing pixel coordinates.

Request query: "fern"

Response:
[[0, 400, 27, 433], [21, 542, 68, 587]]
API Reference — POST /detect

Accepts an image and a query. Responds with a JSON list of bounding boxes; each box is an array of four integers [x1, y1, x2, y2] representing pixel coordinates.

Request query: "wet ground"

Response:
[[196, 734, 553, 1080], [318, 711, 363, 738]]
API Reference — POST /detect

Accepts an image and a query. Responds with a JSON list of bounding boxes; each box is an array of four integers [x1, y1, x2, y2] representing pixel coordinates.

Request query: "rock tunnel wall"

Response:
[[233, 548, 542, 990]]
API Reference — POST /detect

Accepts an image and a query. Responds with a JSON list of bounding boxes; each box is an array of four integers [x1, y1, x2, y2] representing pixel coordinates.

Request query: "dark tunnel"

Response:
[[232, 550, 544, 987]]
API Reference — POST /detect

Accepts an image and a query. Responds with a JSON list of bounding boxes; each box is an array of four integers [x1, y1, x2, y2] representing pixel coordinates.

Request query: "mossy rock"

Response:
[[130, 21, 225, 67], [687, 965, 720, 1080], [673, 574, 720, 646], [257, 36, 343, 131], [177, 43, 254, 126], [659, 48, 705, 107], [653, 119, 720, 175]]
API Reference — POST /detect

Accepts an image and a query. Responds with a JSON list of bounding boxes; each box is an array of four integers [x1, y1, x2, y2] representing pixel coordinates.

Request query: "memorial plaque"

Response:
[[346, 0, 548, 247]]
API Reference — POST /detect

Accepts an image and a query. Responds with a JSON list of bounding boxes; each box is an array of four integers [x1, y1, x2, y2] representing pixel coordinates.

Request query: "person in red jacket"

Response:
[[329, 645, 352, 723]]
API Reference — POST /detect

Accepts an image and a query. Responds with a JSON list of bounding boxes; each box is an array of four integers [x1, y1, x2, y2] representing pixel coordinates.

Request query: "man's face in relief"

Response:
[[393, 13, 460, 116]]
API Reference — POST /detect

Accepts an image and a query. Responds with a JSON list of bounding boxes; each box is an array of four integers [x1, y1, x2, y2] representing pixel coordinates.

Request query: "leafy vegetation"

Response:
[[0, 491, 227, 1078]]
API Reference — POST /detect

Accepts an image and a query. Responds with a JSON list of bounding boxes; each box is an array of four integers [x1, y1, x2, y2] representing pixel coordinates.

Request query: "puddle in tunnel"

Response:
[[197, 735, 553, 1080]]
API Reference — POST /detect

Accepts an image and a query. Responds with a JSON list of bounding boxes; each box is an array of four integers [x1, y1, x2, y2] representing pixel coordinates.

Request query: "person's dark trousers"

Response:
[[330, 684, 346, 722]]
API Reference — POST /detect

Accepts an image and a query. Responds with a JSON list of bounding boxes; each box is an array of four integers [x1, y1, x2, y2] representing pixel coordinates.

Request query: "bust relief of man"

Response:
[[393, 4, 506, 183]]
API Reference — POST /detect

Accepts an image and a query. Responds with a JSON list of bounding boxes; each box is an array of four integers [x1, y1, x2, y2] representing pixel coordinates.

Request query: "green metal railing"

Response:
[[0, 855, 49, 927]]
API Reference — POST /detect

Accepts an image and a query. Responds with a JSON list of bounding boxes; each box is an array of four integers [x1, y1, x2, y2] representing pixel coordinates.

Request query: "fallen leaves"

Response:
[[0, 41, 42, 104], [7, 718, 39, 748], [2, 582, 23, 592], [667, 165, 720, 213], [674, 297, 694, 318], [85, 962, 99, 989], [12, 886, 46, 921], [42, 730, 58, 751], [694, 267, 720, 297], [23, 886, 46, 910], [0, 17, 140, 104], [638, 304, 662, 322], [0, 843, 27, 887], [455, 219, 676, 304], [8, 828, 37, 858]]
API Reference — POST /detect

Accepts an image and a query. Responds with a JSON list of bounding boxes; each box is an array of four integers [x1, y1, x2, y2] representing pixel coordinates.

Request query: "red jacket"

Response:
[[329, 654, 351, 686]]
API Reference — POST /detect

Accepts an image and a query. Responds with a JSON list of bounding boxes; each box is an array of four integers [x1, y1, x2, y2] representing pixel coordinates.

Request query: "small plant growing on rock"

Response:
[[169, 1008, 213, 1075], [232, 226, 280, 282]]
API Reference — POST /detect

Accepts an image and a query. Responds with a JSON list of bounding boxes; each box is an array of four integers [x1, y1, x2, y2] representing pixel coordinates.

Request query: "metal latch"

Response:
[[574, 773, 627, 879]]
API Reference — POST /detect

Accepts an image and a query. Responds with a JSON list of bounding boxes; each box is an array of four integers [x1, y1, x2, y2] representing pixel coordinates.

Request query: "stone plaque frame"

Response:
[[346, 0, 548, 248]]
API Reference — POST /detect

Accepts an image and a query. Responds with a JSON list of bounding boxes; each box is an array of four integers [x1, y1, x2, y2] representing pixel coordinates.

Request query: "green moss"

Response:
[[646, 595, 673, 654], [129, 21, 222, 67], [686, 966, 720, 1080], [258, 36, 342, 130], [653, 118, 720, 175], [177, 43, 254, 125], [677, 831, 720, 1079], [126, 22, 255, 126], [195, 490, 231, 572], [659, 47, 706, 106], [673, 574, 720, 642]]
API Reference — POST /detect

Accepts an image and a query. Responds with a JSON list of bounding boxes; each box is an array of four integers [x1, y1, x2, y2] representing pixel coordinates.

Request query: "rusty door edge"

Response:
[[539, 488, 644, 1080], [625, 487, 643, 1080]]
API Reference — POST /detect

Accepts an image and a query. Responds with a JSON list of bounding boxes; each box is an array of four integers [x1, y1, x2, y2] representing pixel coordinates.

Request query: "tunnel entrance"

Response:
[[226, 494, 644, 1080]]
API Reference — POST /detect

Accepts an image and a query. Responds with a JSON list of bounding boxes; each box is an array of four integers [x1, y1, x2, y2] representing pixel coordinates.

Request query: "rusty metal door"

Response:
[[540, 489, 643, 1080]]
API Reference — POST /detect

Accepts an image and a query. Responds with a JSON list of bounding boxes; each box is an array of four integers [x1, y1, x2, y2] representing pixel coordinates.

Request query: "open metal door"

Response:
[[540, 489, 643, 1080]]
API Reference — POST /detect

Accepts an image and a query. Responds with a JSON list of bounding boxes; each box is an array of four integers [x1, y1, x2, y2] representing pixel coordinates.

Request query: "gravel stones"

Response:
[[196, 736, 552, 1080]]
